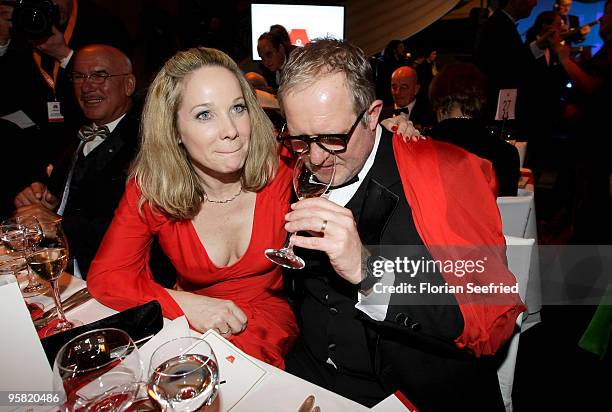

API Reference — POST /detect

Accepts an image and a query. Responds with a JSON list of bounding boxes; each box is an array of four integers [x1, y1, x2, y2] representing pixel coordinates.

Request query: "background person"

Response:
[[13, 44, 138, 278], [427, 63, 520, 197]]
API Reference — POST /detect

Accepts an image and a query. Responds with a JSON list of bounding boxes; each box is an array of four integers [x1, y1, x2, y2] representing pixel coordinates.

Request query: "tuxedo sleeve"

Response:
[[87, 180, 184, 319]]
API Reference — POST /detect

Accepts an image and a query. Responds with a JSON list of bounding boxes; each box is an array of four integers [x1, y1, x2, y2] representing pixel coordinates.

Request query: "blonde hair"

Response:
[[132, 47, 278, 220]]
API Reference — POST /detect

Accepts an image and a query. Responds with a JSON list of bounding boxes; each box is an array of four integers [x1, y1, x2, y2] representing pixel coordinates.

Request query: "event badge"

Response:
[[47, 101, 64, 123]]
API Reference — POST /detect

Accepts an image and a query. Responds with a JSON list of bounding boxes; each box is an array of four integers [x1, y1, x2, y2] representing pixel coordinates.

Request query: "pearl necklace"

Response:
[[204, 186, 242, 204]]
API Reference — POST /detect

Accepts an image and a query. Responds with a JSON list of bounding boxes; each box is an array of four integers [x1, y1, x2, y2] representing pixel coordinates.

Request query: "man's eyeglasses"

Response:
[[279, 110, 366, 155], [69, 71, 131, 84]]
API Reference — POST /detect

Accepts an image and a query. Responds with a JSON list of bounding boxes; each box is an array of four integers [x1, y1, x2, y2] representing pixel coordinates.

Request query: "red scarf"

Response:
[[393, 136, 525, 356]]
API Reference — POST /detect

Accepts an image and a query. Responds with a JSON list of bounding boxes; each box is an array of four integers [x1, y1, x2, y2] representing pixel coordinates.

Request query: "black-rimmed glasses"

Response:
[[69, 71, 131, 84], [279, 110, 366, 155]]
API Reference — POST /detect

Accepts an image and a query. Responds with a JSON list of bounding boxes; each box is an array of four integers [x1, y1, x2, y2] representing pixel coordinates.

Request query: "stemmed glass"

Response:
[[265, 154, 336, 269], [147, 337, 219, 412], [53, 328, 144, 411], [0, 215, 49, 297], [28, 218, 77, 336]]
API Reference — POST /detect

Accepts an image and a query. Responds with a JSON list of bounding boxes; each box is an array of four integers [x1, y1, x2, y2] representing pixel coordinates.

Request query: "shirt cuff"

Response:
[[355, 264, 395, 321], [529, 40, 545, 59], [0, 39, 10, 57], [59, 49, 74, 68]]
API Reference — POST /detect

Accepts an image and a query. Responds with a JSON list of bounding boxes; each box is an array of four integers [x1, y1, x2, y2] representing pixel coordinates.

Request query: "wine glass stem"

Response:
[[50, 279, 68, 325], [283, 233, 296, 254]]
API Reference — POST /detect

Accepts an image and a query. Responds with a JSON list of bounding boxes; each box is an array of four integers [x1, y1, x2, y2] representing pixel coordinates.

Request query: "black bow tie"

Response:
[[78, 124, 110, 142], [328, 174, 359, 191], [394, 107, 410, 116]]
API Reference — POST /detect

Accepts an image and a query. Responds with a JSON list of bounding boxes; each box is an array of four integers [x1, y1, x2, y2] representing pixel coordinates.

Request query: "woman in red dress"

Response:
[[87, 47, 298, 369]]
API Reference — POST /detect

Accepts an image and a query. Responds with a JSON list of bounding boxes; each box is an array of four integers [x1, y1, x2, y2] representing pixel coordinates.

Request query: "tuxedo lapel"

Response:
[[347, 130, 402, 245], [358, 179, 399, 245]]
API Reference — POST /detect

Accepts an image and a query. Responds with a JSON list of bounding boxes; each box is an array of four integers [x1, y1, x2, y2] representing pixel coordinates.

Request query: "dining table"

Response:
[[21, 272, 411, 412]]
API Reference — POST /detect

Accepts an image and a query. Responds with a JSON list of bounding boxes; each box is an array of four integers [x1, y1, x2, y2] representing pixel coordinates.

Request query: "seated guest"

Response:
[[427, 63, 520, 197], [87, 47, 299, 368], [278, 39, 524, 410], [13, 44, 138, 277], [380, 66, 433, 127]]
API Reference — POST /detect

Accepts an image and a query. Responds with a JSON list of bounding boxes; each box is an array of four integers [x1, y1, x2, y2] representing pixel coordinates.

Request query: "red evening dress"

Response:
[[87, 157, 298, 369]]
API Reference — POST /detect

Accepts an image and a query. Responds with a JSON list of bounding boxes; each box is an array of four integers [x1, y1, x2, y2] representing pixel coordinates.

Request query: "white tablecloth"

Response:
[[25, 274, 382, 411]]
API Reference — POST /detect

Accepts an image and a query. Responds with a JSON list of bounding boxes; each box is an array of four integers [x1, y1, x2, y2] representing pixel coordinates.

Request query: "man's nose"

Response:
[[308, 143, 329, 166]]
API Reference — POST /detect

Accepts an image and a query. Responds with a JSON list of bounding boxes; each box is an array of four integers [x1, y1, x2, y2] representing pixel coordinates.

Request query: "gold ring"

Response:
[[320, 219, 328, 233]]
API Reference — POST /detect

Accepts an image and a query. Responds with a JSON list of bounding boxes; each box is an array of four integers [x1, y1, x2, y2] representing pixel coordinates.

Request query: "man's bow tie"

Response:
[[328, 174, 359, 191], [394, 107, 410, 116], [78, 124, 110, 142]]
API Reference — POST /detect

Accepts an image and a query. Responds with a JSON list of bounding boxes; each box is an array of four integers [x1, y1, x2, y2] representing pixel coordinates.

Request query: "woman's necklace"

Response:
[[204, 186, 243, 204], [446, 115, 472, 120]]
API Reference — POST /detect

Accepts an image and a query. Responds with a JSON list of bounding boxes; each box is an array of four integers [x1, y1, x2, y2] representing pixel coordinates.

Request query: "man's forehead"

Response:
[[74, 51, 121, 72]]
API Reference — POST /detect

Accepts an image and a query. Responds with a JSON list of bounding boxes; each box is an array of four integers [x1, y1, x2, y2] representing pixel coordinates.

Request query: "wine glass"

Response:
[[0, 215, 49, 296], [265, 154, 336, 269], [147, 337, 219, 412], [28, 218, 77, 336], [53, 328, 144, 412]]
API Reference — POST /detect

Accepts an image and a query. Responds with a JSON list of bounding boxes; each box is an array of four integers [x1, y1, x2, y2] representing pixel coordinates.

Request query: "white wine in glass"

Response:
[[0, 216, 49, 296], [30, 219, 78, 337]]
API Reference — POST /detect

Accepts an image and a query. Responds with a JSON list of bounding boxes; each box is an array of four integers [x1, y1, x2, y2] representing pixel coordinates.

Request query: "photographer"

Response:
[[0, 0, 130, 182]]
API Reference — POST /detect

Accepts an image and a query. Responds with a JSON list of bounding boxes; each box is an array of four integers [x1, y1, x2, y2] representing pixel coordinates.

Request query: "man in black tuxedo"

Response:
[[278, 39, 524, 411], [13, 44, 138, 278], [380, 66, 433, 128], [0, 0, 131, 164], [556, 0, 590, 44]]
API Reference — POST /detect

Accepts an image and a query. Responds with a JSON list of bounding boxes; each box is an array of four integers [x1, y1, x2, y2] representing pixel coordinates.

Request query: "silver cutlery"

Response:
[[33, 288, 92, 329]]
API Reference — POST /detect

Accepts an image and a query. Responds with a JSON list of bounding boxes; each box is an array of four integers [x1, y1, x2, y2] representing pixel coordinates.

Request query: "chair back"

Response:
[[497, 235, 535, 412], [497, 190, 535, 238]]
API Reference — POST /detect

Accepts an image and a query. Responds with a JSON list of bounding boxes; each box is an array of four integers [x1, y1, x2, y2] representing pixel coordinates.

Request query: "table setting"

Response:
[[0, 215, 413, 411], [1, 266, 415, 411]]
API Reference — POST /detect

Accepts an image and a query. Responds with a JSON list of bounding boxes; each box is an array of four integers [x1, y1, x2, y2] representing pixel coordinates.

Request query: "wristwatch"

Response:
[[358, 255, 386, 294]]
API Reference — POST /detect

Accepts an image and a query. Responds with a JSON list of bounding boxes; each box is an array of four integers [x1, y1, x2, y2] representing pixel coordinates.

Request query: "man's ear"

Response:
[[415, 83, 421, 96], [125, 74, 136, 96], [367, 99, 383, 130]]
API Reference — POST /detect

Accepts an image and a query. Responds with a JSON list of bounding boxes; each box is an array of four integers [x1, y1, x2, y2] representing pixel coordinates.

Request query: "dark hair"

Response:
[[383, 40, 403, 60], [526, 11, 560, 43], [270, 24, 291, 47], [258, 31, 284, 52], [429, 63, 487, 118]]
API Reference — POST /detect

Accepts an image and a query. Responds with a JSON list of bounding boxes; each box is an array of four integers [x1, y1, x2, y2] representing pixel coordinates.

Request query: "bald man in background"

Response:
[[380, 66, 433, 128], [13, 44, 139, 278]]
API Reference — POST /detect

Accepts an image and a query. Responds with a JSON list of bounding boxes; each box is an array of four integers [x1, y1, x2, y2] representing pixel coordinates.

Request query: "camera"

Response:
[[3, 0, 60, 41]]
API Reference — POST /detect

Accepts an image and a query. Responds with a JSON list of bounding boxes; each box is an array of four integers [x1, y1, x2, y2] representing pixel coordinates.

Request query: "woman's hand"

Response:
[[167, 290, 248, 337], [381, 113, 424, 142]]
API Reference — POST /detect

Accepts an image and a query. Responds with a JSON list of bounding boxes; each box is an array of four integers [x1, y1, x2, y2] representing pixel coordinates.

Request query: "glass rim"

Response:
[[149, 336, 214, 378], [55, 327, 136, 374]]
